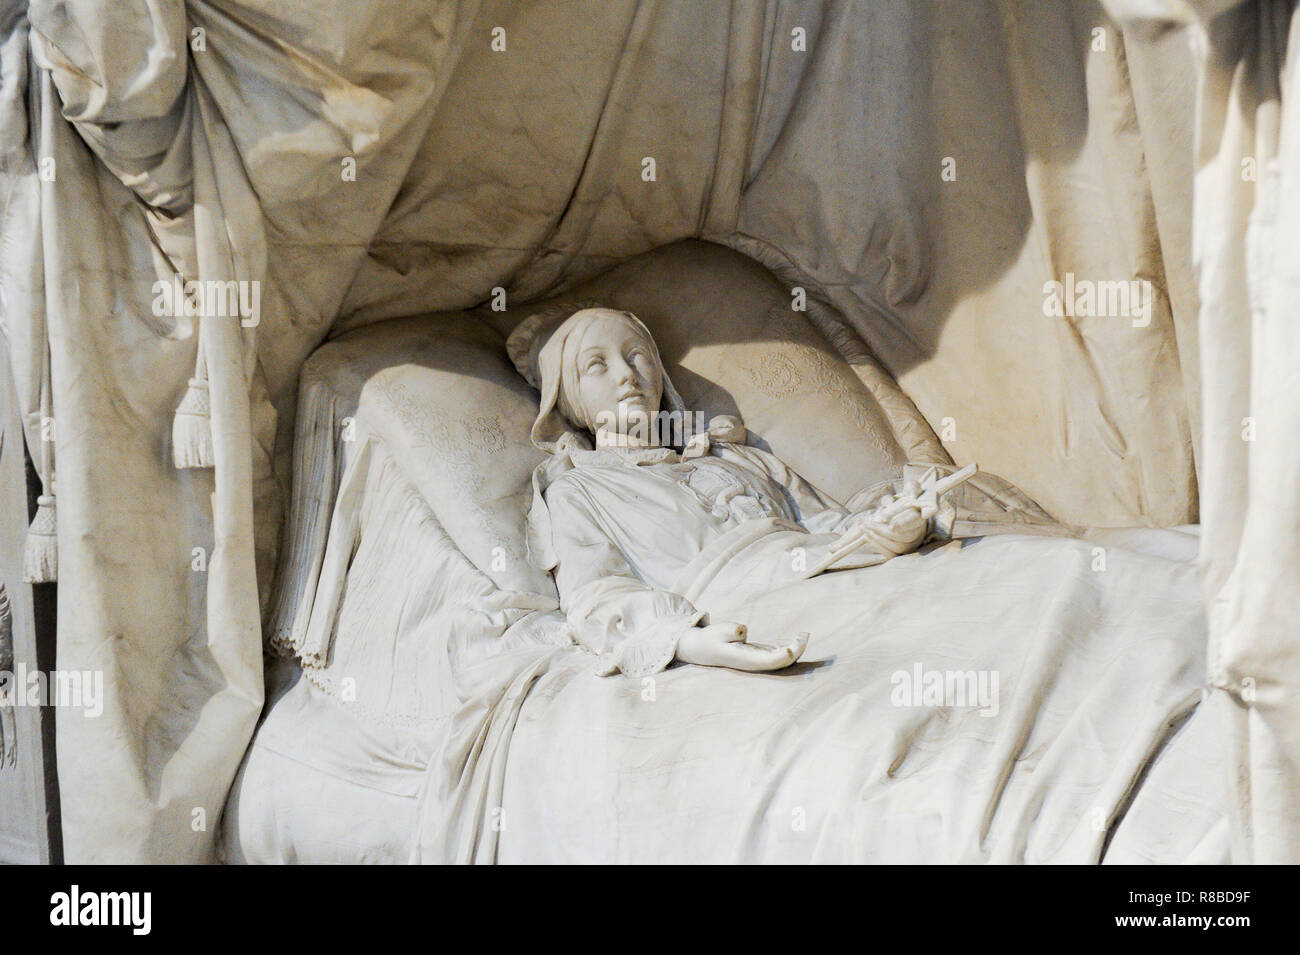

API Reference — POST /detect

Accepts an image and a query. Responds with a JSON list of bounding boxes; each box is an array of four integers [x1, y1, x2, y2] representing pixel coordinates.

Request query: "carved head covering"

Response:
[[508, 302, 746, 570], [506, 303, 684, 569], [507, 302, 688, 453]]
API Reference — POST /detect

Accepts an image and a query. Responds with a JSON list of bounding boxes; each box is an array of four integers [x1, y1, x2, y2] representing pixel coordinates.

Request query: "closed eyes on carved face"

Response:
[[571, 310, 664, 442]]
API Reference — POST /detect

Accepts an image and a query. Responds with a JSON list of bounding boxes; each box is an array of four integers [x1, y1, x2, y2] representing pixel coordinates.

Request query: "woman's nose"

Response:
[[614, 359, 635, 385]]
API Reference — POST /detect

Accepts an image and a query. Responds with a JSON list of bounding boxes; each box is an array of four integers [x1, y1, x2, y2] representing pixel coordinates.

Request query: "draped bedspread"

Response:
[[414, 529, 1226, 863]]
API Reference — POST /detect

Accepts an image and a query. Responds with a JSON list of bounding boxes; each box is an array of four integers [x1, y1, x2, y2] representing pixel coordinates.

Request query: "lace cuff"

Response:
[[566, 576, 704, 678], [593, 614, 702, 678]]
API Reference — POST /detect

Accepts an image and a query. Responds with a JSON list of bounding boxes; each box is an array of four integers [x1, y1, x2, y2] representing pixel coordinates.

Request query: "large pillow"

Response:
[[266, 312, 556, 658], [485, 240, 911, 500]]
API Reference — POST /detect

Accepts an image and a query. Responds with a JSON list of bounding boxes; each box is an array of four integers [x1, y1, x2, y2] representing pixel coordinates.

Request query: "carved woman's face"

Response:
[[570, 310, 664, 444]]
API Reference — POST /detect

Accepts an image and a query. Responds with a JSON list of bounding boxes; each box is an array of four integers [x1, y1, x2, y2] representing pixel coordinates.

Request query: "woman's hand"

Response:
[[879, 504, 928, 554], [851, 491, 928, 557], [677, 623, 808, 672]]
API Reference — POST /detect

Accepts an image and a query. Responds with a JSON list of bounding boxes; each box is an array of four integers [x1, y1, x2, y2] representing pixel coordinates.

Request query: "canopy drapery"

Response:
[[0, 0, 1292, 861]]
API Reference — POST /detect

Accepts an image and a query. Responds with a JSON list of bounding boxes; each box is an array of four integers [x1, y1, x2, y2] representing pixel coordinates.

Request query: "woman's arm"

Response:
[[547, 480, 805, 676], [723, 443, 854, 533], [548, 481, 699, 676], [728, 443, 928, 556]]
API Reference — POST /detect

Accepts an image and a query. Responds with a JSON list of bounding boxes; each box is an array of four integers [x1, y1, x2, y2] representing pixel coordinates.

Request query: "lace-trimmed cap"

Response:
[[506, 299, 605, 390]]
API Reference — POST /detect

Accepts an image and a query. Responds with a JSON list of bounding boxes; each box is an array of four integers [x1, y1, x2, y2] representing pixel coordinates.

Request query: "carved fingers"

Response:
[[677, 623, 808, 672]]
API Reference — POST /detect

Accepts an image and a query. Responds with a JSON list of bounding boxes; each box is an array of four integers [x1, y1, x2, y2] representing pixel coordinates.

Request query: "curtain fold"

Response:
[[1194, 0, 1300, 864], [1107, 0, 1300, 862]]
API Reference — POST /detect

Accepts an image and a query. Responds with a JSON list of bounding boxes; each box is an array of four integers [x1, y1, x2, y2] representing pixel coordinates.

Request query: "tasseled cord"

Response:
[[173, 333, 214, 469], [22, 493, 56, 584], [0, 583, 15, 769], [23, 344, 57, 584]]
